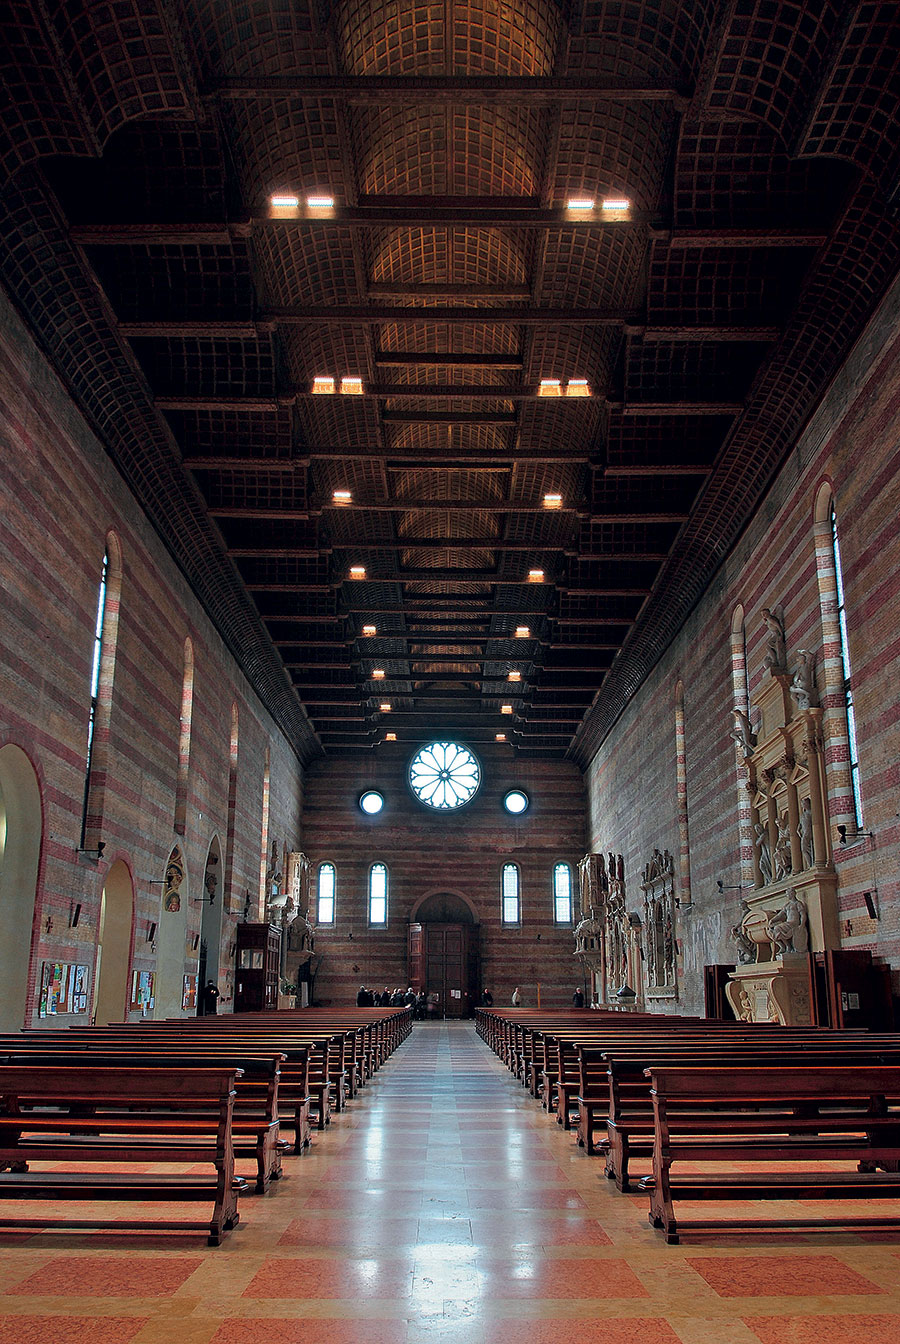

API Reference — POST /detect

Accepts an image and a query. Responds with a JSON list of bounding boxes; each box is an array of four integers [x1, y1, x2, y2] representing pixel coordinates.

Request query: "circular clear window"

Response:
[[358, 790, 384, 815], [503, 789, 529, 815]]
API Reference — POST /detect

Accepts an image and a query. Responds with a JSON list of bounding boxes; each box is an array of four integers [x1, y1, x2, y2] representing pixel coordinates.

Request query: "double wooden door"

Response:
[[408, 921, 477, 1018]]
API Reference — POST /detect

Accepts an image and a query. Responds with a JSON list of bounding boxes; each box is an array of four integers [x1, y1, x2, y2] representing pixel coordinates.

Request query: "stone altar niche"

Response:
[[726, 626, 837, 1025], [642, 848, 678, 1001], [574, 852, 641, 1007]]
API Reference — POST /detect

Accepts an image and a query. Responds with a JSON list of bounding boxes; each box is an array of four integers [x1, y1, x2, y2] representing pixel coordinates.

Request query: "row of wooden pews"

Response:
[[476, 1007, 900, 1243], [0, 1006, 410, 1244]]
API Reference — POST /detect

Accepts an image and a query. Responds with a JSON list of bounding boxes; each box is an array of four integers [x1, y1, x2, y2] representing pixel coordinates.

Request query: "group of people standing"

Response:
[[357, 984, 414, 1008]]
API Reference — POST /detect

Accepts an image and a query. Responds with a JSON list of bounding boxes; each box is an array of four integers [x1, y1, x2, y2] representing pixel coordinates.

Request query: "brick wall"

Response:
[[301, 747, 586, 1010], [585, 276, 900, 1014], [0, 286, 305, 1026]]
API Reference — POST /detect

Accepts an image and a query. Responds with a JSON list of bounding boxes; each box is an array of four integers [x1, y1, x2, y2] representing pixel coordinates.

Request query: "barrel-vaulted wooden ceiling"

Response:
[[2, 2, 899, 764]]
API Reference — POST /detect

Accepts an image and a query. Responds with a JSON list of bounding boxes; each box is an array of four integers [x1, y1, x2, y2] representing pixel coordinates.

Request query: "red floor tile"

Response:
[[6, 1256, 204, 1297], [479, 1257, 648, 1299], [278, 1216, 419, 1249], [687, 1255, 887, 1297], [745, 1315, 900, 1343], [211, 1322, 407, 1344], [242, 1257, 413, 1299], [470, 1213, 611, 1245], [0, 1319, 146, 1344], [485, 1322, 681, 1344]]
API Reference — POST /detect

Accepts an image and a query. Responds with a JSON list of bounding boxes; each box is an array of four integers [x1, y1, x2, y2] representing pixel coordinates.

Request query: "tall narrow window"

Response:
[[174, 637, 194, 835], [831, 503, 864, 827], [317, 862, 335, 925], [553, 862, 573, 923], [501, 862, 520, 925], [368, 862, 387, 925], [80, 549, 109, 848], [80, 537, 122, 850]]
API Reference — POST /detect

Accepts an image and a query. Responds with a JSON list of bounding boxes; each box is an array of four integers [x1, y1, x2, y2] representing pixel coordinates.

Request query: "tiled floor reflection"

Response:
[[1, 1021, 900, 1343]]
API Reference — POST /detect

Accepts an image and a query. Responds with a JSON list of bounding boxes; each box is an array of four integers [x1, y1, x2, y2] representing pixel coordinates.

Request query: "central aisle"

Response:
[[2, 1021, 899, 1344]]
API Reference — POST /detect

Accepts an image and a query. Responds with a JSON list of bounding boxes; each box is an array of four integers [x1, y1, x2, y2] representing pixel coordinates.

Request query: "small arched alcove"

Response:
[[0, 743, 43, 1029], [154, 844, 189, 1017], [198, 835, 224, 1008], [94, 859, 134, 1024]]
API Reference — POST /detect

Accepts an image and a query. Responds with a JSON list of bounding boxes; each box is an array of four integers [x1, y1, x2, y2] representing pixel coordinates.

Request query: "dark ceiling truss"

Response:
[[2, 1, 899, 757]]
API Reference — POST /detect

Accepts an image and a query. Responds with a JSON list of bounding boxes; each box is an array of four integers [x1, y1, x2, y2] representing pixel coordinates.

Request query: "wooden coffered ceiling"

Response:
[[2, 2, 899, 764]]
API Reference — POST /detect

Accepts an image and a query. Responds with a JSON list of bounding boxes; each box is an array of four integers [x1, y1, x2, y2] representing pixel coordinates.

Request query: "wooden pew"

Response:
[[646, 1063, 900, 1243], [0, 1063, 244, 1244], [2, 1048, 285, 1192]]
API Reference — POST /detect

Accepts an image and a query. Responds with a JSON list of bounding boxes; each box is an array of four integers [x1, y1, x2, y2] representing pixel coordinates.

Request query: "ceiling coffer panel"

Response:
[[392, 470, 507, 503], [254, 228, 361, 306], [566, 0, 715, 82], [167, 407, 294, 458], [369, 228, 530, 288], [132, 336, 276, 398], [553, 103, 678, 210], [190, 1, 331, 78], [538, 229, 648, 309], [337, 0, 560, 76], [222, 101, 345, 208], [674, 121, 852, 230], [47, 123, 228, 225], [284, 327, 373, 385], [377, 319, 522, 353]]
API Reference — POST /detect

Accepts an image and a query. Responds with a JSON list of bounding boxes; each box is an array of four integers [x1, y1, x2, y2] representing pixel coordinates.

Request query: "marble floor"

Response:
[[1, 1022, 900, 1343]]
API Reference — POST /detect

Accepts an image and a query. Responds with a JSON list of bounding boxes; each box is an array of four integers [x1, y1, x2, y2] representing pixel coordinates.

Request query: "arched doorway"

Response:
[[0, 744, 42, 1029], [154, 844, 189, 1018], [94, 859, 134, 1024], [197, 836, 224, 1011], [408, 892, 479, 1019]]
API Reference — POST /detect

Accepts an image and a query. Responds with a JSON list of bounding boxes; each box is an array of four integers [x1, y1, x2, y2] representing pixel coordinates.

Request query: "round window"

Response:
[[503, 789, 529, 815], [408, 741, 481, 811], [358, 790, 384, 815]]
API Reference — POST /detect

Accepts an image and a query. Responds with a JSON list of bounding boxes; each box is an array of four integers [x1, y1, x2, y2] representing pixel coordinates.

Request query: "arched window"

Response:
[[369, 862, 388, 925], [174, 637, 194, 835], [813, 486, 865, 834], [501, 862, 520, 925], [80, 535, 122, 850], [830, 502, 864, 828], [317, 862, 335, 925], [257, 748, 270, 919], [553, 862, 573, 923]]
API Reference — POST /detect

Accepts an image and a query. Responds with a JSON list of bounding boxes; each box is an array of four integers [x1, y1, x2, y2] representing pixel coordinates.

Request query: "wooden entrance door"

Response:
[[408, 921, 476, 1017]]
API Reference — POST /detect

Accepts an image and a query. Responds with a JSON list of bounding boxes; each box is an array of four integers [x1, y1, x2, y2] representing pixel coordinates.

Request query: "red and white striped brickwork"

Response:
[[586, 276, 900, 1012]]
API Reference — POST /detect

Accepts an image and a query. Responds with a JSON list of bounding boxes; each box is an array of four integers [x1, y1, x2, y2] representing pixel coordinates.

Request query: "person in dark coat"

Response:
[[356, 985, 369, 1007], [201, 980, 220, 1015], [481, 989, 494, 1007], [572, 986, 585, 1008]]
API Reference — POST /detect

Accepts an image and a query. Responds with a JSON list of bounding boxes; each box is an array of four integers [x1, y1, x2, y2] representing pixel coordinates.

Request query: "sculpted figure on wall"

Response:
[[798, 797, 815, 870], [731, 900, 756, 964], [754, 822, 773, 884], [773, 813, 793, 880], [641, 848, 677, 998], [791, 648, 819, 711], [761, 606, 787, 671], [766, 888, 809, 957], [730, 708, 757, 758]]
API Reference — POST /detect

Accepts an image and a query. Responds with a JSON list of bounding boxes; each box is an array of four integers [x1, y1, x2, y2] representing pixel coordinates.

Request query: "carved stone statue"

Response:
[[761, 606, 786, 671], [731, 900, 756, 964], [791, 648, 819, 710], [730, 708, 757, 758], [773, 813, 792, 880], [765, 888, 809, 956], [798, 796, 815, 869], [754, 821, 773, 884]]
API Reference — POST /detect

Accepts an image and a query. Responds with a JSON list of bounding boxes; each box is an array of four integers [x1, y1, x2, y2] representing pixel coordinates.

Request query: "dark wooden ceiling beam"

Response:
[[205, 75, 687, 104], [74, 223, 826, 248], [126, 314, 774, 336]]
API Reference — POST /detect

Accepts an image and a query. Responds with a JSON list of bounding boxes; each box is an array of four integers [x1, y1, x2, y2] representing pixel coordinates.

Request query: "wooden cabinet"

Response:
[[234, 923, 281, 1012]]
